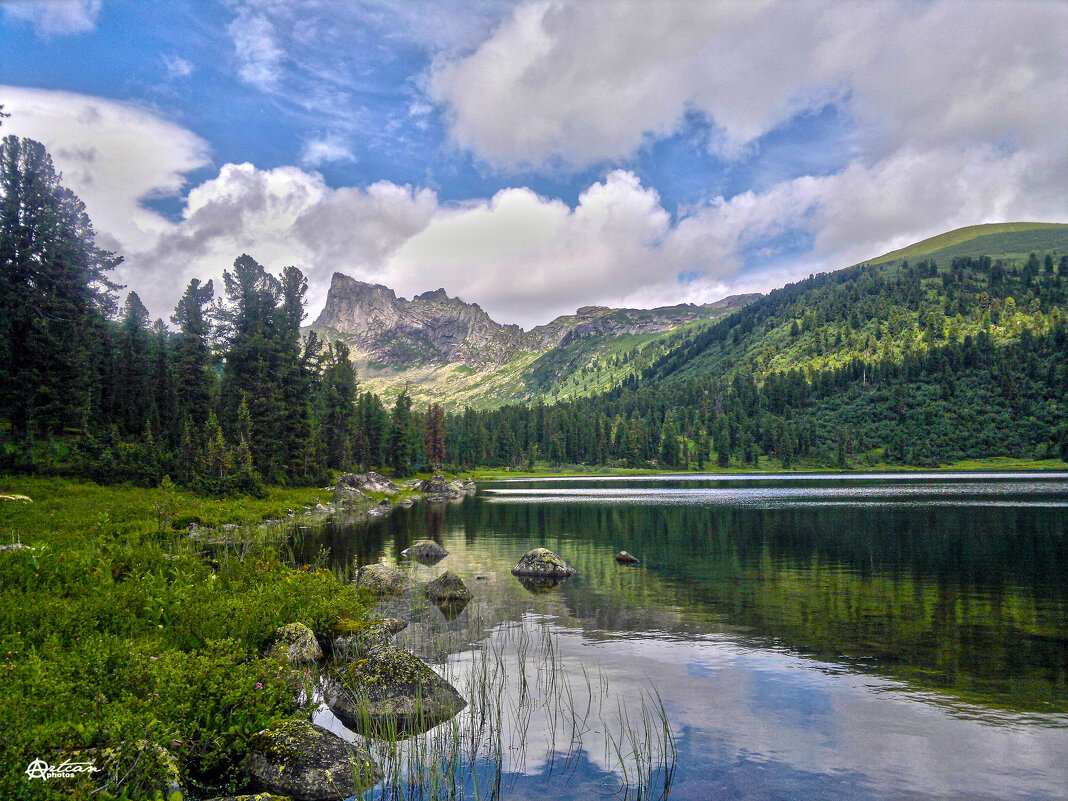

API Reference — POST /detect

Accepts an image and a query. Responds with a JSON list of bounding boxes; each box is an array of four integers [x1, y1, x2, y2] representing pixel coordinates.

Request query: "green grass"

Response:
[[0, 477, 377, 800], [864, 222, 1068, 266]]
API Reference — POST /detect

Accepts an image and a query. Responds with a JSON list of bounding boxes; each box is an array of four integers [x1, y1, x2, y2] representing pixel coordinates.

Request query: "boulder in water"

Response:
[[614, 551, 640, 565], [511, 548, 577, 578], [242, 719, 381, 800], [322, 645, 467, 737], [354, 563, 407, 596], [424, 570, 471, 602], [401, 539, 449, 563], [418, 474, 466, 501]]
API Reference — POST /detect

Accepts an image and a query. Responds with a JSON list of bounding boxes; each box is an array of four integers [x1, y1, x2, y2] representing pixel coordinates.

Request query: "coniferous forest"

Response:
[[2, 133, 1067, 490]]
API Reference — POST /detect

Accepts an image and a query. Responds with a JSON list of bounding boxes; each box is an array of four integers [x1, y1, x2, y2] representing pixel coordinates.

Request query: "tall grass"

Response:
[[324, 613, 677, 800]]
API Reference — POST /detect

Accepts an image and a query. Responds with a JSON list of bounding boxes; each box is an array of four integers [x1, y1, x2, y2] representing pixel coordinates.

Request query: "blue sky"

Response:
[[2, 0, 1064, 326]]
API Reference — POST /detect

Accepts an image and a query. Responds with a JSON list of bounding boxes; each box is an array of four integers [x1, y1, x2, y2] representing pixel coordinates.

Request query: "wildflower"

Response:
[[255, 682, 263, 690]]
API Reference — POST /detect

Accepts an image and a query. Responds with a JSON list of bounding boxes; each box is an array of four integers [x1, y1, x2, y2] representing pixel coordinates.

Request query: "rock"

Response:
[[243, 719, 381, 800], [365, 499, 392, 518], [204, 794, 291, 801], [511, 548, 577, 579], [431, 597, 470, 621], [332, 484, 367, 509], [396, 497, 415, 508], [322, 645, 467, 737], [354, 563, 407, 596], [0, 542, 34, 552], [424, 570, 471, 602], [336, 471, 398, 495], [401, 539, 449, 564], [418, 474, 466, 501], [614, 551, 640, 565], [0, 494, 32, 502], [268, 623, 323, 664], [331, 618, 407, 658]]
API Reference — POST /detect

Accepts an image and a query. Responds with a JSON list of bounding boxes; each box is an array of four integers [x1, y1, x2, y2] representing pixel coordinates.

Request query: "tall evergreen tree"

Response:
[[171, 279, 215, 429]]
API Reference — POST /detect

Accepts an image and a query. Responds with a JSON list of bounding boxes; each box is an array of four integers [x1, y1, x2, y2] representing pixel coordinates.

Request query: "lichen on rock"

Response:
[[321, 645, 467, 737], [354, 563, 407, 596], [243, 719, 381, 801], [511, 548, 577, 578], [268, 622, 323, 664]]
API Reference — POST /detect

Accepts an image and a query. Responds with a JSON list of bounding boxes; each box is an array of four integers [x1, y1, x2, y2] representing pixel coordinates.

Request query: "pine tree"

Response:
[[388, 388, 415, 477], [171, 279, 215, 429]]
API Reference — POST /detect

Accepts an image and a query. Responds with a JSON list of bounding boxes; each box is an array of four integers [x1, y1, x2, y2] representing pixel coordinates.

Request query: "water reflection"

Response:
[[297, 474, 1068, 800]]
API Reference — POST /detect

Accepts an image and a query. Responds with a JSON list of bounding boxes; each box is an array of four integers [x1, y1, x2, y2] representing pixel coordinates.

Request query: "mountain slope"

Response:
[[310, 272, 757, 409], [865, 222, 1067, 266], [445, 223, 1068, 470]]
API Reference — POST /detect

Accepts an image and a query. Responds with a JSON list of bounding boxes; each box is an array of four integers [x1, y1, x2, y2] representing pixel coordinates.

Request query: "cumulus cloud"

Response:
[[0, 85, 211, 257], [2, 0, 101, 38], [429, 0, 1067, 170]]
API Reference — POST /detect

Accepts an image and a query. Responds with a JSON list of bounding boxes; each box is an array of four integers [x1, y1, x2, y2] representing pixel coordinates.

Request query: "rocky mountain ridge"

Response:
[[312, 271, 758, 369]]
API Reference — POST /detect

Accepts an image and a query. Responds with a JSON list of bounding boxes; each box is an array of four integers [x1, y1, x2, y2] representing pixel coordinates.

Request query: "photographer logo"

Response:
[[25, 757, 100, 780]]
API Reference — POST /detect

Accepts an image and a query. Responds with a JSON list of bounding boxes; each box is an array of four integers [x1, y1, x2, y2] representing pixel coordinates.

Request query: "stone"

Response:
[[321, 645, 467, 737], [331, 618, 407, 658], [365, 499, 392, 517], [331, 484, 367, 509], [204, 794, 291, 801], [243, 719, 381, 801], [0, 542, 34, 552], [511, 548, 577, 579], [515, 575, 566, 594], [432, 597, 469, 621], [418, 474, 466, 501], [614, 551, 640, 564], [0, 493, 32, 502], [268, 623, 323, 664], [354, 563, 407, 596], [401, 539, 449, 564], [424, 570, 471, 602], [335, 471, 398, 495]]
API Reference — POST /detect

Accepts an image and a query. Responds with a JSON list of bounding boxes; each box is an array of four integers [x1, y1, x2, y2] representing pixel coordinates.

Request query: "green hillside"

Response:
[[865, 222, 1068, 266], [446, 225, 1068, 470]]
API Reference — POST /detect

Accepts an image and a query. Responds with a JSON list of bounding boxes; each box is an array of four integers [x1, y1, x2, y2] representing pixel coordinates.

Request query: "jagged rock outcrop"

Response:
[[311, 272, 760, 371]]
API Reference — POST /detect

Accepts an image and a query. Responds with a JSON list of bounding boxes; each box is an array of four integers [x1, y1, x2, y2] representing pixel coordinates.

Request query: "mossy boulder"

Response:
[[268, 623, 323, 664], [401, 539, 449, 564], [321, 645, 467, 737], [243, 719, 381, 801], [511, 548, 577, 578], [614, 551, 640, 565], [424, 570, 471, 602], [354, 563, 406, 596], [205, 794, 292, 801], [418, 474, 465, 501], [331, 618, 407, 658]]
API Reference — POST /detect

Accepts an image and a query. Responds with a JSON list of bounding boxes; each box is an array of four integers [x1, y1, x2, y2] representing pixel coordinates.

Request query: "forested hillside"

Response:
[[447, 230, 1068, 469]]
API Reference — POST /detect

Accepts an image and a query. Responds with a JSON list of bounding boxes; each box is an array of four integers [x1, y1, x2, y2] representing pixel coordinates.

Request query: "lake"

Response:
[[300, 472, 1068, 800]]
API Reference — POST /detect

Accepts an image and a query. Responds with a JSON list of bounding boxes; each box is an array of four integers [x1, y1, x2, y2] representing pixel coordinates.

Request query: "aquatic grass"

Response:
[[333, 610, 678, 800]]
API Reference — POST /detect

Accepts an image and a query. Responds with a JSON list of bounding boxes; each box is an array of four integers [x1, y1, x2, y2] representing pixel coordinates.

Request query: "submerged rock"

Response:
[[614, 551, 640, 565], [365, 499, 392, 518], [401, 539, 449, 564], [331, 617, 408, 658], [431, 596, 470, 621], [511, 548, 577, 579], [354, 563, 407, 596], [322, 645, 467, 737], [424, 570, 471, 601], [268, 622, 323, 664], [243, 719, 381, 801]]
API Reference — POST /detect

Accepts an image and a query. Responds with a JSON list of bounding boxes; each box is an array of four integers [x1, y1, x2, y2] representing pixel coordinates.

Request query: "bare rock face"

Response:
[[242, 719, 381, 800], [511, 548, 577, 579]]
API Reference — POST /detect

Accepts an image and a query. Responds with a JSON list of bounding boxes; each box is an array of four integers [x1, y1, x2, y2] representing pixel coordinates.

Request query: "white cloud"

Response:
[[301, 135, 356, 168], [0, 85, 211, 256], [429, 0, 1068, 170], [162, 54, 195, 79], [228, 4, 286, 90], [2, 0, 101, 38]]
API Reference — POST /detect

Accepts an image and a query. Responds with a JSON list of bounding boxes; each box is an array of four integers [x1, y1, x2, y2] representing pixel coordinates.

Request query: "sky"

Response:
[[1, 0, 1066, 328]]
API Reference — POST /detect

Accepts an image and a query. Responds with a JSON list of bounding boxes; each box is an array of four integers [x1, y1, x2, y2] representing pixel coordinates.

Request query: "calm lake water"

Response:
[[301, 472, 1068, 801]]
